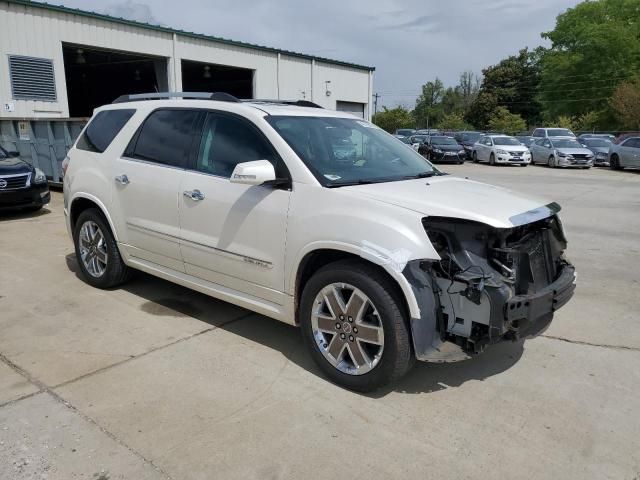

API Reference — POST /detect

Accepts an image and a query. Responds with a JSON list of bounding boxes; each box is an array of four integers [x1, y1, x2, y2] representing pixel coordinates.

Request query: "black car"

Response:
[[454, 131, 482, 159], [0, 146, 50, 211], [419, 136, 465, 164]]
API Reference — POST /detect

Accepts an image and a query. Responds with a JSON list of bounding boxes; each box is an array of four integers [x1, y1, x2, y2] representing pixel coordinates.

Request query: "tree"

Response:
[[371, 106, 415, 133], [538, 0, 640, 119], [439, 112, 473, 131], [466, 48, 542, 130], [487, 107, 527, 134], [413, 78, 445, 128], [457, 71, 481, 110], [574, 111, 601, 132], [611, 76, 640, 131], [548, 115, 575, 130]]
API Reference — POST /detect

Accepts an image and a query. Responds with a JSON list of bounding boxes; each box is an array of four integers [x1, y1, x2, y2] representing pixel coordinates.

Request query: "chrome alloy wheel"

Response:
[[79, 220, 108, 278], [311, 283, 384, 375]]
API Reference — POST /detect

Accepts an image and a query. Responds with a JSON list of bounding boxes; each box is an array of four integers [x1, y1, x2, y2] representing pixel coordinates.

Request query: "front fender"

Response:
[[285, 184, 440, 319]]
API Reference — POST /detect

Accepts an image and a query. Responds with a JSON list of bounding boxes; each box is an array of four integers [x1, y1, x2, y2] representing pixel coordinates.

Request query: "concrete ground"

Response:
[[1, 163, 639, 480]]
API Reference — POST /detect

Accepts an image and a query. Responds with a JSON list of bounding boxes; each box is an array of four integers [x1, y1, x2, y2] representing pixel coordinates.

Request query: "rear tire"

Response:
[[73, 208, 130, 289], [299, 259, 414, 392]]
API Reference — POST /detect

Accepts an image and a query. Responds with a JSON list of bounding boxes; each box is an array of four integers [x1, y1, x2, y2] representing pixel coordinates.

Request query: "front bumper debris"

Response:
[[404, 213, 576, 362]]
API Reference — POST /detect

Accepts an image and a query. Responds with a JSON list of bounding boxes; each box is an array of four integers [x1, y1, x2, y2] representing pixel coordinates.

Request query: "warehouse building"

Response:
[[0, 0, 375, 182]]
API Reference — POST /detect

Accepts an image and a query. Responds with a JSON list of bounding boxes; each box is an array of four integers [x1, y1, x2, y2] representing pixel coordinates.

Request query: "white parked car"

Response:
[[472, 135, 531, 166], [529, 137, 594, 168], [609, 137, 640, 170], [531, 127, 576, 139], [63, 92, 576, 391]]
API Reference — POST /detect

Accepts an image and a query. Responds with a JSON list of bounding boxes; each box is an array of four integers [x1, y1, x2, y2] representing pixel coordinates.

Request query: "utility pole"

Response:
[[373, 93, 380, 117]]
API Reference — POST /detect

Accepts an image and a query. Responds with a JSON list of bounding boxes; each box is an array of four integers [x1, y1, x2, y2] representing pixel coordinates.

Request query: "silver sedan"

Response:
[[609, 137, 640, 170], [530, 137, 594, 168]]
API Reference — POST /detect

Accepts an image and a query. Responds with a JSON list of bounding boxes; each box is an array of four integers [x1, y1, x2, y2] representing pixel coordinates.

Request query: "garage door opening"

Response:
[[181, 60, 253, 99], [336, 101, 365, 118], [63, 44, 168, 117]]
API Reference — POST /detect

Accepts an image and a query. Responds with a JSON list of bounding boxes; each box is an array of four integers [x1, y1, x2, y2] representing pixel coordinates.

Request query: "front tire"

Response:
[[299, 260, 413, 392], [472, 151, 478, 163], [489, 153, 496, 166], [548, 155, 556, 168], [610, 154, 622, 170], [73, 208, 130, 289]]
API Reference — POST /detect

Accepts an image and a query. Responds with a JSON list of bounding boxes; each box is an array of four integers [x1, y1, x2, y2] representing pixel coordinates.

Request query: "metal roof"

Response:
[[5, 0, 376, 72]]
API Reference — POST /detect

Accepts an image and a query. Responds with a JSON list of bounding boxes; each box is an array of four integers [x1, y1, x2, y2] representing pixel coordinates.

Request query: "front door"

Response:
[[179, 111, 291, 304], [111, 108, 200, 271]]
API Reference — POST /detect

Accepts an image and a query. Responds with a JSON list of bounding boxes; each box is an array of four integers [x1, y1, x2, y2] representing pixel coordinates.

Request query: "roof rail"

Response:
[[242, 99, 324, 109], [112, 92, 241, 104]]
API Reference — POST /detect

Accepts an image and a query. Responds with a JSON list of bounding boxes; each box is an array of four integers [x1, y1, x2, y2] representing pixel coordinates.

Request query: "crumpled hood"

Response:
[[342, 176, 557, 229]]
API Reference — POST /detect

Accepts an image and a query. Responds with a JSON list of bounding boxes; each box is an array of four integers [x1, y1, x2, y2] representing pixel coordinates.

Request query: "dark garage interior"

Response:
[[63, 44, 168, 117], [181, 60, 253, 99]]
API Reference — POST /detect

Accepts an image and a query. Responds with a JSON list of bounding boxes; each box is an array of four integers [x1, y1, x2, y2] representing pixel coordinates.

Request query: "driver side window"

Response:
[[196, 113, 282, 178]]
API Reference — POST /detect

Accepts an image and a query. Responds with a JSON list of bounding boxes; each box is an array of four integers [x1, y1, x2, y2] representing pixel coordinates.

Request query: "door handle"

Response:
[[115, 174, 130, 185], [183, 189, 205, 201]]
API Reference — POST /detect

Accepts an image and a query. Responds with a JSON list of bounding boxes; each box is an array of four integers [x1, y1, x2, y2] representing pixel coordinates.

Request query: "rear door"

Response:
[[179, 111, 291, 304], [110, 108, 200, 272]]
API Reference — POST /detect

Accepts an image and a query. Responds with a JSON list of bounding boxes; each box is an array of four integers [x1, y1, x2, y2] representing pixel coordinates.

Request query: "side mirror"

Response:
[[8, 151, 19, 157], [230, 160, 276, 186]]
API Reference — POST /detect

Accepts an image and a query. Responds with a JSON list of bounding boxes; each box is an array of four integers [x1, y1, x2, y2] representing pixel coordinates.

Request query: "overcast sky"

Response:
[[59, 0, 581, 108]]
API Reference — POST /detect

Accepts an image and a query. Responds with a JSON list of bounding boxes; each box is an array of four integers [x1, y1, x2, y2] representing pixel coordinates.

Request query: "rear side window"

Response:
[[76, 109, 135, 153], [127, 109, 199, 168]]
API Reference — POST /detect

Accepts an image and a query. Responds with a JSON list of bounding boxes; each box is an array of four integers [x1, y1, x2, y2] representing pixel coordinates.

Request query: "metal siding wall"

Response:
[[0, 2, 371, 120], [278, 56, 313, 101]]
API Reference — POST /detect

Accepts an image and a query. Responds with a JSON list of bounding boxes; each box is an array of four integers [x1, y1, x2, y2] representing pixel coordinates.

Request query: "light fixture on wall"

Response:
[[325, 80, 332, 97], [75, 48, 86, 64], [134, 69, 141, 81], [203, 65, 211, 79]]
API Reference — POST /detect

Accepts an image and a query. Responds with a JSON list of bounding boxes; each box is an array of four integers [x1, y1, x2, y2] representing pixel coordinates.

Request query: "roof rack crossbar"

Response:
[[242, 99, 324, 109], [112, 92, 241, 104]]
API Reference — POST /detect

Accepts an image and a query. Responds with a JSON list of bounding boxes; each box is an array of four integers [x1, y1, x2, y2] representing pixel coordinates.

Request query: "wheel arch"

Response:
[[292, 245, 421, 324], [69, 193, 118, 241]]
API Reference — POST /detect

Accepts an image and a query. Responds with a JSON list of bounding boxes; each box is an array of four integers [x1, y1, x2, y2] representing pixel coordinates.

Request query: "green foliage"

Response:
[[538, 0, 640, 118], [610, 75, 640, 130], [439, 112, 472, 131], [413, 78, 445, 128], [466, 48, 541, 129], [548, 115, 576, 130], [372, 106, 415, 133], [487, 107, 527, 135], [574, 111, 601, 131]]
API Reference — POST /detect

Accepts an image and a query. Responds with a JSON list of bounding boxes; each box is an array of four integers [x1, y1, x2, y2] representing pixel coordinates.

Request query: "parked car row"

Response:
[[396, 126, 640, 171]]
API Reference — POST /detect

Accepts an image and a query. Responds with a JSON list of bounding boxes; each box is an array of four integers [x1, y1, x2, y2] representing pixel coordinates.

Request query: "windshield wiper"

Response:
[[402, 171, 446, 180]]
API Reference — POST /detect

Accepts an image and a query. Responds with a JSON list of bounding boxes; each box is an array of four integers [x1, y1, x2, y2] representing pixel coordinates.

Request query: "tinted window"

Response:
[[552, 139, 582, 148], [129, 109, 199, 167], [533, 129, 543, 137], [584, 139, 611, 147], [196, 113, 281, 178], [547, 128, 575, 137], [0, 146, 7, 159], [77, 109, 135, 153], [431, 136, 457, 145], [493, 137, 521, 146], [625, 138, 640, 148]]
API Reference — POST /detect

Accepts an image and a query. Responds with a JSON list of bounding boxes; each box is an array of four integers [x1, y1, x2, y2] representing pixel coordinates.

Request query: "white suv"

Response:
[[63, 92, 576, 391]]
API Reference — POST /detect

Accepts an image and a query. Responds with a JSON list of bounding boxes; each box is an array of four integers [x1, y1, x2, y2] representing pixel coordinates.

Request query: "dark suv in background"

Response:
[[0, 145, 50, 212]]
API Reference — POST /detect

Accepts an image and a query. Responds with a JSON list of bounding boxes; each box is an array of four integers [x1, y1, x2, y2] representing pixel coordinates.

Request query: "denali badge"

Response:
[[0, 179, 7, 189]]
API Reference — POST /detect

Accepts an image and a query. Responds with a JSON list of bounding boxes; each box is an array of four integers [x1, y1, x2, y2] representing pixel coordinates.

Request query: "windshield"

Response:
[[0, 147, 7, 159], [431, 136, 458, 145], [584, 139, 611, 147], [267, 116, 440, 186], [461, 132, 481, 142], [493, 136, 522, 146], [410, 135, 429, 143], [547, 128, 575, 137], [552, 139, 583, 149]]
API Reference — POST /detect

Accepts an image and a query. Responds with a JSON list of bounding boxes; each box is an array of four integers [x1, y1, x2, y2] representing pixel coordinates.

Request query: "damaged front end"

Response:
[[403, 208, 576, 362]]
